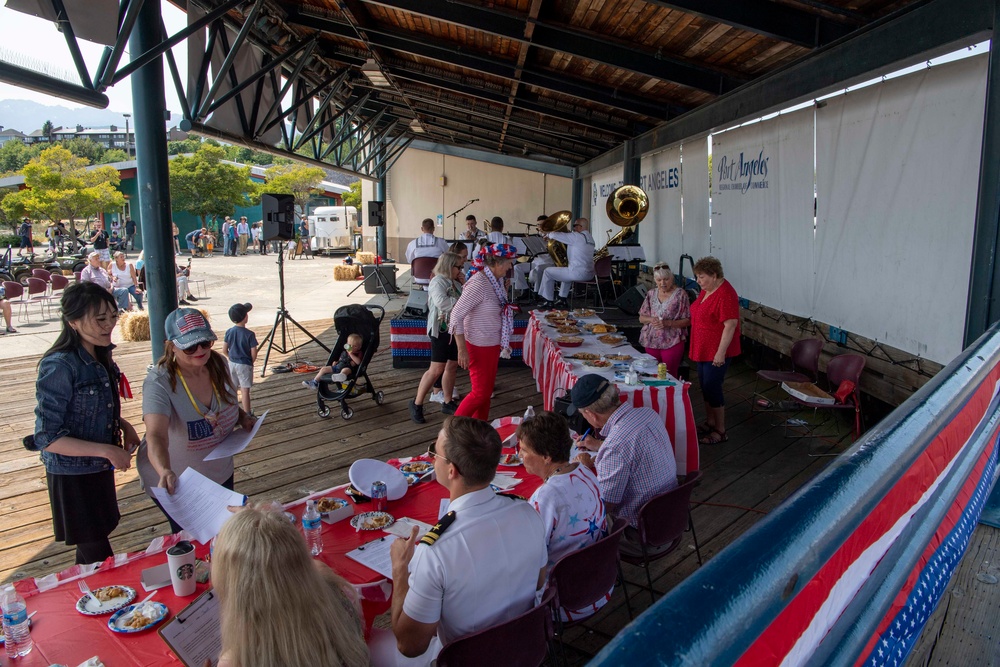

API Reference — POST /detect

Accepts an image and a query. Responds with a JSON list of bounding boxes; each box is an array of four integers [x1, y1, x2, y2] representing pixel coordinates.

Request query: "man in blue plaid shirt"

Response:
[[569, 374, 678, 556]]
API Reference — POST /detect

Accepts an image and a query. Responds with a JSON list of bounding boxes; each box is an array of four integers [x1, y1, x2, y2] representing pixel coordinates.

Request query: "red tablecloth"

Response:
[[522, 311, 699, 476], [12, 443, 541, 667]]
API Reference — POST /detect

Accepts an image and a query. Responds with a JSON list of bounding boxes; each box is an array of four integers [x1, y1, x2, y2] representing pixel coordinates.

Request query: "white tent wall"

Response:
[[815, 54, 987, 364], [681, 137, 711, 265], [635, 147, 682, 266], [710, 109, 815, 315]]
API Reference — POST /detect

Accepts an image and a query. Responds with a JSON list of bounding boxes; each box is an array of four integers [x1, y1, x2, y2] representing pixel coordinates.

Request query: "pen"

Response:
[[577, 428, 591, 442]]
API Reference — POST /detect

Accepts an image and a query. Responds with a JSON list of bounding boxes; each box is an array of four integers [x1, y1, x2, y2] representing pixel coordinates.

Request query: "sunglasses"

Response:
[[179, 340, 213, 355]]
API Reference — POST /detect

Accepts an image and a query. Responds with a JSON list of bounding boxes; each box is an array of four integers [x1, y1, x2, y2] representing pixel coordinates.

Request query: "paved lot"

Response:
[[1, 252, 412, 361]]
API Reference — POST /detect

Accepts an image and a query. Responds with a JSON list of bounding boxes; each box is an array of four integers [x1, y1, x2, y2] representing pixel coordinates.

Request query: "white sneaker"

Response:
[[429, 390, 445, 404], [302, 379, 318, 390], [330, 372, 348, 382]]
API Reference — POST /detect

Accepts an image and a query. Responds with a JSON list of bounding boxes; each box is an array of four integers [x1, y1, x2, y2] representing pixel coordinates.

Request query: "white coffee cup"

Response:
[[166, 540, 197, 597]]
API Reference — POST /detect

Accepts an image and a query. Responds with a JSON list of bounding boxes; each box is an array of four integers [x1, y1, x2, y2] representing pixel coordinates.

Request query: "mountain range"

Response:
[[0, 99, 178, 134]]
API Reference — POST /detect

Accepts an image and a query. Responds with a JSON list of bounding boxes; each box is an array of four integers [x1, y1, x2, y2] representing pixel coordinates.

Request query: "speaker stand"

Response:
[[258, 250, 330, 377], [347, 264, 401, 299]]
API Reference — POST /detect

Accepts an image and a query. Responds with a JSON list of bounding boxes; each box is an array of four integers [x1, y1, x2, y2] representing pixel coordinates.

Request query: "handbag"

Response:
[[834, 379, 856, 404]]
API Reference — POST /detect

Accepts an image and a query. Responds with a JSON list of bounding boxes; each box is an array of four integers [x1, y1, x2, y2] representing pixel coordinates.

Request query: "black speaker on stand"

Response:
[[257, 193, 330, 376], [615, 284, 648, 315], [368, 201, 385, 227]]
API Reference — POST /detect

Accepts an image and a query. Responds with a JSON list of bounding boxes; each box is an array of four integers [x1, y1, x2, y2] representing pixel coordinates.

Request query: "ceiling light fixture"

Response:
[[361, 59, 391, 88], [409, 119, 425, 133]]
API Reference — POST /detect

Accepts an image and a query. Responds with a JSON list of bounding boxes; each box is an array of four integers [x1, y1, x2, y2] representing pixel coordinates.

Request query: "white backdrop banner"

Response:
[[682, 137, 711, 264], [637, 147, 682, 265], [815, 54, 987, 363], [710, 108, 815, 314], [590, 165, 625, 248]]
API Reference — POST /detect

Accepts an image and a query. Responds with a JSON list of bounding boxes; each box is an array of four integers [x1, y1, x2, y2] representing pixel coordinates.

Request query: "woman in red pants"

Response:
[[449, 243, 518, 420]]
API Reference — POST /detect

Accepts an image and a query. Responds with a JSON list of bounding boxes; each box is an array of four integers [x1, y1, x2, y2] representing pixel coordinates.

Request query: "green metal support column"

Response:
[[376, 174, 388, 260], [571, 173, 583, 220], [965, 3, 1000, 346], [622, 139, 640, 185], [130, 0, 176, 361]]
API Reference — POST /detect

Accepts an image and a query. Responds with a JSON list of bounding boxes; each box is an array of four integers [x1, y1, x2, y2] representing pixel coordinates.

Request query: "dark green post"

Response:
[[376, 174, 387, 260], [571, 172, 583, 220], [130, 0, 176, 361]]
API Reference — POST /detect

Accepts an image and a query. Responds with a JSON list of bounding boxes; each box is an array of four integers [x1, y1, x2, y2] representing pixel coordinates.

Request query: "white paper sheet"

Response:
[[345, 536, 400, 580], [383, 517, 432, 541], [158, 589, 221, 667], [150, 469, 247, 543], [203, 410, 268, 461]]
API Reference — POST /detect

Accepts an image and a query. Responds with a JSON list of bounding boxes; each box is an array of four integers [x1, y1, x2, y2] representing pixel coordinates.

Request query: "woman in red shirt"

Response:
[[689, 256, 740, 444]]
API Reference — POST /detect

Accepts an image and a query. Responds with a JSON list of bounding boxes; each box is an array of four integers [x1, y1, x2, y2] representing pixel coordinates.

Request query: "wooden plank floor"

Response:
[[0, 314, 864, 662]]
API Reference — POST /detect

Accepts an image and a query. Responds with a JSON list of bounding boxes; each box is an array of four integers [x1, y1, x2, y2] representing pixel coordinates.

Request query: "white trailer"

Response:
[[309, 206, 358, 253]]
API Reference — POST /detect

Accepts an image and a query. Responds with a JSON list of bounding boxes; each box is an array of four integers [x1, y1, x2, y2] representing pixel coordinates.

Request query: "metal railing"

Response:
[[591, 322, 1000, 666]]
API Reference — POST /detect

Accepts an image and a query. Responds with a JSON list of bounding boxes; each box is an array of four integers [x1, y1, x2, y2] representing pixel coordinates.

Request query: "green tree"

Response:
[[59, 137, 106, 164], [0, 139, 40, 175], [101, 149, 129, 164], [261, 162, 326, 221], [1, 146, 125, 246], [167, 138, 203, 155], [342, 180, 362, 210], [41, 120, 53, 142], [169, 144, 254, 227]]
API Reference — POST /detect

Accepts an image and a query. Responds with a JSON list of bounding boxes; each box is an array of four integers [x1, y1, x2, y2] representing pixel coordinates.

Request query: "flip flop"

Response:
[[699, 429, 729, 445], [696, 422, 714, 437]]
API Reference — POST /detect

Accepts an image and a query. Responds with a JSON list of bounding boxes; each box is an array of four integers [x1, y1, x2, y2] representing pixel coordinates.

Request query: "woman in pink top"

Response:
[[449, 244, 518, 420]]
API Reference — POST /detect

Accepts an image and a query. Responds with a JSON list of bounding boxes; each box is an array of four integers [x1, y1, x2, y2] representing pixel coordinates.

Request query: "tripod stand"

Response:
[[347, 262, 400, 299], [259, 249, 330, 377]]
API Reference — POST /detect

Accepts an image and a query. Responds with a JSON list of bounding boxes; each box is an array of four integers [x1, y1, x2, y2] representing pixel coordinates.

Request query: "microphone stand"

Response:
[[447, 199, 478, 241]]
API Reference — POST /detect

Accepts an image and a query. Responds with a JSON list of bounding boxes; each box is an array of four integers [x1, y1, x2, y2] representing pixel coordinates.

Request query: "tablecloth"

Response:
[[522, 310, 699, 476]]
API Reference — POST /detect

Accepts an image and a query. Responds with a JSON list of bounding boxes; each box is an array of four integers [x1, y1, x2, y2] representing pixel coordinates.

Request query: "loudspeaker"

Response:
[[361, 263, 397, 294], [403, 289, 429, 318], [368, 201, 385, 227], [261, 193, 295, 240], [615, 283, 648, 315]]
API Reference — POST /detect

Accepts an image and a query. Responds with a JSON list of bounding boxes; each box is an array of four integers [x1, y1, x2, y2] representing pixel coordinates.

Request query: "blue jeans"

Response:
[[697, 359, 730, 408], [123, 285, 143, 309]]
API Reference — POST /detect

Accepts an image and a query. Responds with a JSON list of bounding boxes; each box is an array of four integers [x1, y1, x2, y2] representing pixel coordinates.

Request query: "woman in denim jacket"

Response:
[[33, 283, 138, 564]]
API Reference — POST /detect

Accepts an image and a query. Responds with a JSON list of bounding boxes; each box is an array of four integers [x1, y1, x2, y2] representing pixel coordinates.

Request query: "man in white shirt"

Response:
[[513, 214, 552, 297], [406, 218, 450, 264], [539, 217, 595, 308], [390, 416, 547, 662], [486, 217, 509, 246]]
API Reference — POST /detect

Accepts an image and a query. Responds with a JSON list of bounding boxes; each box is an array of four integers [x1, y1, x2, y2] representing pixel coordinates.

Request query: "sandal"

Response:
[[699, 429, 729, 445], [696, 422, 714, 437]]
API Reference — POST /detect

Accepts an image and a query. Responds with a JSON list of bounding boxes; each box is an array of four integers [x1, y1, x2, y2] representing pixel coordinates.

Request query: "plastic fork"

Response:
[[78, 579, 91, 597]]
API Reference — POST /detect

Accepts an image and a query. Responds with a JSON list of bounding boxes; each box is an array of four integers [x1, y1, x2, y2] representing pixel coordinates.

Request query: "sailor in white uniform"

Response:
[[539, 217, 595, 306], [513, 215, 552, 294], [485, 216, 509, 246]]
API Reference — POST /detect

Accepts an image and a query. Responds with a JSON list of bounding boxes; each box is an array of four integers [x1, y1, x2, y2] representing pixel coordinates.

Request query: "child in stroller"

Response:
[[313, 304, 385, 419]]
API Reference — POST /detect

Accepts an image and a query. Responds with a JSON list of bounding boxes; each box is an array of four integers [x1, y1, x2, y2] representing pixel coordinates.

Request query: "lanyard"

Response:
[[176, 369, 221, 420]]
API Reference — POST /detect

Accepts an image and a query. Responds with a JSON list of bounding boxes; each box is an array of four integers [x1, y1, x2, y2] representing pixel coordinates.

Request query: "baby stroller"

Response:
[[316, 303, 385, 419]]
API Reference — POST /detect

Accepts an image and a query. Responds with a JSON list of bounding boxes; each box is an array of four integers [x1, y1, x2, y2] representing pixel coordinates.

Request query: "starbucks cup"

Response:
[[166, 540, 197, 596]]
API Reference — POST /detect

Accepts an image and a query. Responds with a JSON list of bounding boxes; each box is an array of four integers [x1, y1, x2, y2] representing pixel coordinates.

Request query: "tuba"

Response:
[[539, 210, 573, 267], [595, 185, 648, 260]]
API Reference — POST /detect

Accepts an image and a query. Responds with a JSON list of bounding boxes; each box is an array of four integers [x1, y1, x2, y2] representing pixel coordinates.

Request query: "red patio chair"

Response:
[[25, 277, 51, 318], [549, 517, 633, 632], [436, 587, 556, 667], [571, 255, 616, 313], [3, 281, 30, 322], [784, 353, 867, 440], [752, 338, 824, 412], [619, 470, 703, 604]]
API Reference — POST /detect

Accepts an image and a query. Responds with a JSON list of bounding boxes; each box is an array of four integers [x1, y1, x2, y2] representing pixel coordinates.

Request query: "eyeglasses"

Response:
[[426, 449, 451, 464], [654, 263, 671, 271], [179, 340, 213, 355]]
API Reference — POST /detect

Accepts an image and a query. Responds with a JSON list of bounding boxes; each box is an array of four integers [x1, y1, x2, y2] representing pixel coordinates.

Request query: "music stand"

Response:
[[520, 235, 548, 258], [348, 262, 400, 299], [258, 250, 331, 377]]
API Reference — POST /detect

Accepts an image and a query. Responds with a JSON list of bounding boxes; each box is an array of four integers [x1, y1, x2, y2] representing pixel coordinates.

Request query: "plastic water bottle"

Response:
[[302, 500, 324, 556], [1, 584, 32, 658], [523, 405, 535, 421]]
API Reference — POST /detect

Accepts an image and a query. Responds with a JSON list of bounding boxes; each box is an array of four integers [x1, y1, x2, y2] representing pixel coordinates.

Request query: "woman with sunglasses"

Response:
[[137, 308, 257, 533], [32, 282, 138, 563], [638, 263, 690, 378], [410, 251, 464, 423]]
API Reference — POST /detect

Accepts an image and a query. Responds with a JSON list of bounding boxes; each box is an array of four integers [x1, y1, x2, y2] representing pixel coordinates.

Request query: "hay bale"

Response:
[[334, 264, 361, 281], [355, 251, 376, 265], [119, 311, 150, 342]]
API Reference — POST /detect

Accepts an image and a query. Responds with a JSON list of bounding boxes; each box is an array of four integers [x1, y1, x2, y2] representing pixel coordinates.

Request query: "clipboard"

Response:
[[158, 589, 221, 667]]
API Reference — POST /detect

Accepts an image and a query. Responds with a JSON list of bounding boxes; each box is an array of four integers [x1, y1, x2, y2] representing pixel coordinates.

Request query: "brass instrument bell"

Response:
[[595, 185, 649, 260], [539, 210, 573, 267]]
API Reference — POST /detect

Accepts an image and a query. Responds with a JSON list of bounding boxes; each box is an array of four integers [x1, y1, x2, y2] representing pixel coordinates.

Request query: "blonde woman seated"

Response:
[[209, 504, 370, 667]]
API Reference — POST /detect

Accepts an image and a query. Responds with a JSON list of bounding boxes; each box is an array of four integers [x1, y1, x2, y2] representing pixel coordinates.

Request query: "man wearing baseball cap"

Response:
[[222, 303, 258, 415], [569, 373, 678, 556]]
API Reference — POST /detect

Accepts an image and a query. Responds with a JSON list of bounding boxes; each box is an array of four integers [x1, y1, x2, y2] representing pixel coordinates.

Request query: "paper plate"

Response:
[[108, 602, 169, 634], [349, 459, 408, 501], [75, 585, 136, 616], [350, 511, 395, 531]]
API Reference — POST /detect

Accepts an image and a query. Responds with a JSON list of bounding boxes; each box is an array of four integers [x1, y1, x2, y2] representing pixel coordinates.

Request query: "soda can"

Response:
[[658, 363, 668, 380], [371, 480, 388, 512]]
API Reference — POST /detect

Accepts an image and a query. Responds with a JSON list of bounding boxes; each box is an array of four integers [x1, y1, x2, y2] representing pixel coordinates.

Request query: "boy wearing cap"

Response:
[[222, 303, 258, 414]]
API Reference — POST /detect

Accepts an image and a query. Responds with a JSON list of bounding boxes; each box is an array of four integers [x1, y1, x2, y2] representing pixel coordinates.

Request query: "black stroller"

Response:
[[316, 303, 385, 419]]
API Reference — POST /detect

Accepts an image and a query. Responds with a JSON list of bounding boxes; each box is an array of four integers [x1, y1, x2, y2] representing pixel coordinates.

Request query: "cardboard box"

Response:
[[782, 381, 836, 405], [318, 499, 354, 525]]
